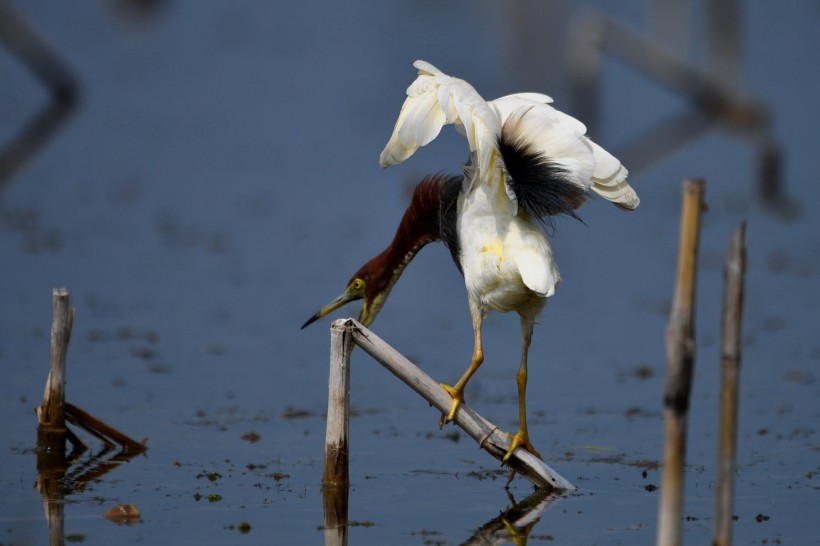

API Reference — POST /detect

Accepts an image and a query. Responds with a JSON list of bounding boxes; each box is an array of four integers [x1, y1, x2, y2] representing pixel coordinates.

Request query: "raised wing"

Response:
[[492, 94, 639, 211], [379, 61, 501, 182], [586, 140, 639, 210], [380, 61, 640, 214]]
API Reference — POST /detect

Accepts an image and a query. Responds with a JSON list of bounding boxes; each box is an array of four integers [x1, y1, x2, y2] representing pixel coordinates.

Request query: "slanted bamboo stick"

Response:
[[657, 179, 705, 546], [337, 318, 574, 491], [712, 223, 747, 546], [65, 403, 146, 453]]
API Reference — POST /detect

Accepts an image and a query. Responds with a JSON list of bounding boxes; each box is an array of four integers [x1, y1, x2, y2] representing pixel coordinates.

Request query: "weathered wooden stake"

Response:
[[657, 178, 705, 546], [322, 320, 352, 546], [323, 320, 353, 487], [37, 288, 75, 447], [712, 223, 747, 546], [338, 318, 574, 491]]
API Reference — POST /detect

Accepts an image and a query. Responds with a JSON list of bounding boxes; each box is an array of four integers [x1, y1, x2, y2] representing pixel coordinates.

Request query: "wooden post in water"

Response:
[[323, 320, 353, 487], [37, 288, 75, 448], [657, 179, 705, 546], [712, 223, 747, 546], [35, 288, 74, 546], [322, 320, 353, 546]]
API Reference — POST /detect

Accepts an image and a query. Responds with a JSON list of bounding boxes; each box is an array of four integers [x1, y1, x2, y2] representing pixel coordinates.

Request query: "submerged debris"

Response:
[[103, 503, 141, 525]]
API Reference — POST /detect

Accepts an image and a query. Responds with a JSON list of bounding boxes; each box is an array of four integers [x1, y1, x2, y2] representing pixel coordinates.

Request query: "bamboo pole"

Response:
[[65, 403, 146, 452], [323, 320, 353, 487], [37, 288, 75, 444], [338, 318, 574, 491], [35, 288, 74, 546], [712, 223, 747, 546], [322, 320, 352, 546], [657, 179, 705, 546]]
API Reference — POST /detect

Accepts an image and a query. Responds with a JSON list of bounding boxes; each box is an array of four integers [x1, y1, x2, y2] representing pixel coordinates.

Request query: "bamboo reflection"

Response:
[[37, 433, 145, 546], [0, 0, 79, 190], [322, 484, 349, 546], [565, 0, 794, 216]]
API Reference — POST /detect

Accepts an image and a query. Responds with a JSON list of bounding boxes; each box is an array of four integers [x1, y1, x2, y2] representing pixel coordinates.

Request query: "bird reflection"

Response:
[[459, 488, 562, 546]]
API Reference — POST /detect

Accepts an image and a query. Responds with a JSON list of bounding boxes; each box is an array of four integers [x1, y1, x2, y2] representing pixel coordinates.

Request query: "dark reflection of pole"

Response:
[[503, 0, 568, 95], [36, 432, 68, 546], [0, 100, 76, 189], [615, 110, 714, 177], [322, 484, 349, 546], [0, 0, 78, 190], [706, 0, 741, 87], [100, 0, 167, 24], [568, 5, 793, 216], [0, 0, 77, 100], [648, 0, 689, 55], [458, 488, 562, 546]]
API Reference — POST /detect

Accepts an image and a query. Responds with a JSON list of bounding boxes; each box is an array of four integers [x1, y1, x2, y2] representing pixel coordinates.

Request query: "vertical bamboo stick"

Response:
[[323, 319, 353, 487], [657, 179, 705, 546], [37, 288, 75, 442], [323, 320, 352, 546], [36, 288, 74, 546], [712, 223, 747, 546]]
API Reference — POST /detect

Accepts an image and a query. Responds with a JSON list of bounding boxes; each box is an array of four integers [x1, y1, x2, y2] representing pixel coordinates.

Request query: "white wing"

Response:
[[379, 61, 501, 184], [586, 140, 639, 209], [490, 94, 640, 210], [380, 61, 640, 211]]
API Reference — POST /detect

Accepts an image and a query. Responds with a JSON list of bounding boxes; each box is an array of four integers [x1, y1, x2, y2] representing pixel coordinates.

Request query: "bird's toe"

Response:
[[502, 431, 542, 463], [439, 383, 464, 426]]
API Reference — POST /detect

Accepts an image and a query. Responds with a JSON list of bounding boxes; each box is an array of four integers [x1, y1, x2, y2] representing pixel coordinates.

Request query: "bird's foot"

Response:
[[438, 383, 464, 429], [502, 431, 542, 463]]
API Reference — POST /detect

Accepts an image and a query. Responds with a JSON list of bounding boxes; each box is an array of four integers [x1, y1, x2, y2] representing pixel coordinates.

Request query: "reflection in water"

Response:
[[566, 1, 795, 216], [459, 488, 563, 546], [321, 482, 560, 546], [37, 434, 145, 546], [322, 484, 349, 546], [0, 0, 78, 189], [0, 99, 75, 189]]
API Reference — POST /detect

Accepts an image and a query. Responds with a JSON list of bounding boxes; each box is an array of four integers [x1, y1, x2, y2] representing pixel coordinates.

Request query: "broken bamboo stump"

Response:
[[712, 223, 747, 546], [323, 318, 575, 491], [36, 288, 147, 457], [37, 287, 75, 450], [657, 178, 705, 546]]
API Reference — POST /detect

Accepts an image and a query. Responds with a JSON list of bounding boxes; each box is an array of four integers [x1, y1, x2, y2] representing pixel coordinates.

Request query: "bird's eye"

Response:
[[352, 279, 365, 293]]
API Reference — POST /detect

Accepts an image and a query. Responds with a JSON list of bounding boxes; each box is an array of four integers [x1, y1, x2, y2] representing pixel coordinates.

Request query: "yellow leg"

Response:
[[503, 315, 541, 463], [439, 301, 484, 428]]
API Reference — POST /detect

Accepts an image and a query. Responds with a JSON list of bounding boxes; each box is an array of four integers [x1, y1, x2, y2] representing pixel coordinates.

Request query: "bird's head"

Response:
[[300, 259, 387, 330]]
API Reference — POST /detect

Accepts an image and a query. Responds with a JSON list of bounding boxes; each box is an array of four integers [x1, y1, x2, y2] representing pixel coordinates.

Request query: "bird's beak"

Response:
[[300, 291, 361, 330]]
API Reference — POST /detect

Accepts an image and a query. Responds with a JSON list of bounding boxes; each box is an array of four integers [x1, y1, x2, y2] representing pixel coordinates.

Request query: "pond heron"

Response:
[[302, 60, 639, 463]]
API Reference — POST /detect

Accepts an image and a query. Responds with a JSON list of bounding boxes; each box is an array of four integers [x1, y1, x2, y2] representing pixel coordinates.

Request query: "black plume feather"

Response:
[[497, 127, 587, 228]]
